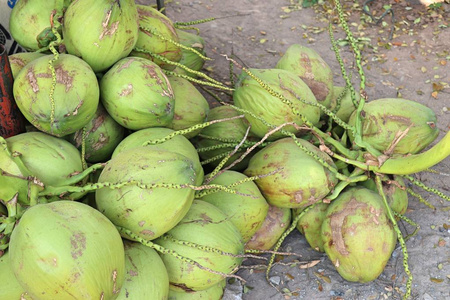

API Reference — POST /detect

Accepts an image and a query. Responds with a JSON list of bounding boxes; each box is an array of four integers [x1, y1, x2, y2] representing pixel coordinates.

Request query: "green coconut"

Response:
[[173, 29, 207, 77], [168, 279, 226, 300], [245, 205, 291, 251], [130, 5, 182, 70], [0, 251, 33, 300], [233, 68, 320, 140], [95, 147, 197, 241], [348, 98, 439, 155], [63, 0, 139, 72], [193, 105, 259, 171], [0, 132, 83, 205], [100, 56, 174, 130], [111, 127, 204, 185], [9, 201, 125, 299], [321, 187, 397, 283], [13, 54, 99, 137], [276, 44, 334, 110], [293, 202, 329, 252], [67, 103, 125, 163], [167, 75, 210, 139], [9, 0, 71, 51], [244, 137, 338, 209], [155, 200, 244, 292], [117, 240, 169, 300], [8, 52, 46, 79], [200, 170, 269, 242], [360, 175, 408, 215]]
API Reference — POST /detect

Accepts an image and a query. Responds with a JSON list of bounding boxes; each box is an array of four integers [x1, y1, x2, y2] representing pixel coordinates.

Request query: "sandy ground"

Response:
[[159, 0, 449, 299]]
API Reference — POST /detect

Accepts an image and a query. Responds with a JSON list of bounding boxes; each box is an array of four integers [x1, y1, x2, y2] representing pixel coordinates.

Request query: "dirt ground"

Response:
[[156, 0, 450, 299]]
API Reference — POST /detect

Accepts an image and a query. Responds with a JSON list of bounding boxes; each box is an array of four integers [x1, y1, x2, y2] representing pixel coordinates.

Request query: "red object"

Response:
[[0, 44, 25, 138]]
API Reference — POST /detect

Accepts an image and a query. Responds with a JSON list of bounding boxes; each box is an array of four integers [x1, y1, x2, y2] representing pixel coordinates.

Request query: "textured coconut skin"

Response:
[[13, 54, 100, 137], [200, 170, 269, 242], [9, 201, 125, 300], [167, 75, 209, 138], [117, 241, 169, 300], [194, 105, 258, 171], [9, 0, 71, 51], [360, 175, 408, 216], [276, 44, 334, 110], [69, 103, 125, 163], [245, 205, 291, 251], [294, 202, 329, 252], [0, 251, 31, 300], [100, 57, 174, 130], [244, 137, 338, 209], [130, 5, 182, 71], [348, 98, 439, 155], [321, 187, 397, 283], [63, 0, 139, 72], [168, 279, 226, 300], [6, 132, 83, 187], [8, 52, 46, 79], [112, 127, 204, 185], [96, 147, 197, 241], [233, 68, 320, 140], [155, 200, 244, 292], [174, 29, 207, 78]]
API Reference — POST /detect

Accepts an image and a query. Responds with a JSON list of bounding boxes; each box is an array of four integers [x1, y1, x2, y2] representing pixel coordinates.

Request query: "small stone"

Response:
[[269, 276, 281, 286], [423, 293, 434, 300]]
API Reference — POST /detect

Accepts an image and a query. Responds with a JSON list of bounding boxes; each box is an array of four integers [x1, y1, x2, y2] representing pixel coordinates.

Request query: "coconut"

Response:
[[111, 127, 204, 185], [321, 187, 397, 283], [9, 201, 125, 299], [244, 137, 338, 209], [130, 5, 182, 70], [100, 56, 174, 130], [63, 0, 139, 72], [117, 240, 169, 300], [167, 75, 210, 139], [8, 52, 46, 79], [173, 29, 207, 77], [233, 68, 320, 140], [95, 147, 197, 241], [0, 132, 83, 205], [329, 85, 359, 123], [67, 103, 125, 163], [193, 105, 258, 171], [245, 205, 291, 251], [348, 98, 439, 154], [9, 0, 71, 51], [276, 44, 334, 110], [155, 200, 244, 292], [13, 54, 99, 137], [200, 170, 269, 242], [293, 202, 329, 252]]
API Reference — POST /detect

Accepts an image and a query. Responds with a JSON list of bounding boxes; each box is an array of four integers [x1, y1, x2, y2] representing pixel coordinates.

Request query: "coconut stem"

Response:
[[174, 17, 216, 27], [402, 175, 449, 202], [141, 115, 245, 147], [394, 212, 420, 241], [164, 70, 234, 91], [115, 226, 247, 283], [405, 188, 435, 209], [375, 175, 412, 300]]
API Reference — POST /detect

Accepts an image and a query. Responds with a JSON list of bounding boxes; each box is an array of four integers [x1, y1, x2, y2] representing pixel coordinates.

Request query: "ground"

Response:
[[155, 0, 449, 299]]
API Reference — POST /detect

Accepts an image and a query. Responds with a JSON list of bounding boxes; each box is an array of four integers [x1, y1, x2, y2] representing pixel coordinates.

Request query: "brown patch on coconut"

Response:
[[10, 57, 26, 68], [99, 9, 119, 40], [329, 198, 367, 256], [55, 66, 74, 92], [70, 232, 86, 259], [26, 67, 39, 92], [119, 84, 133, 97]]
